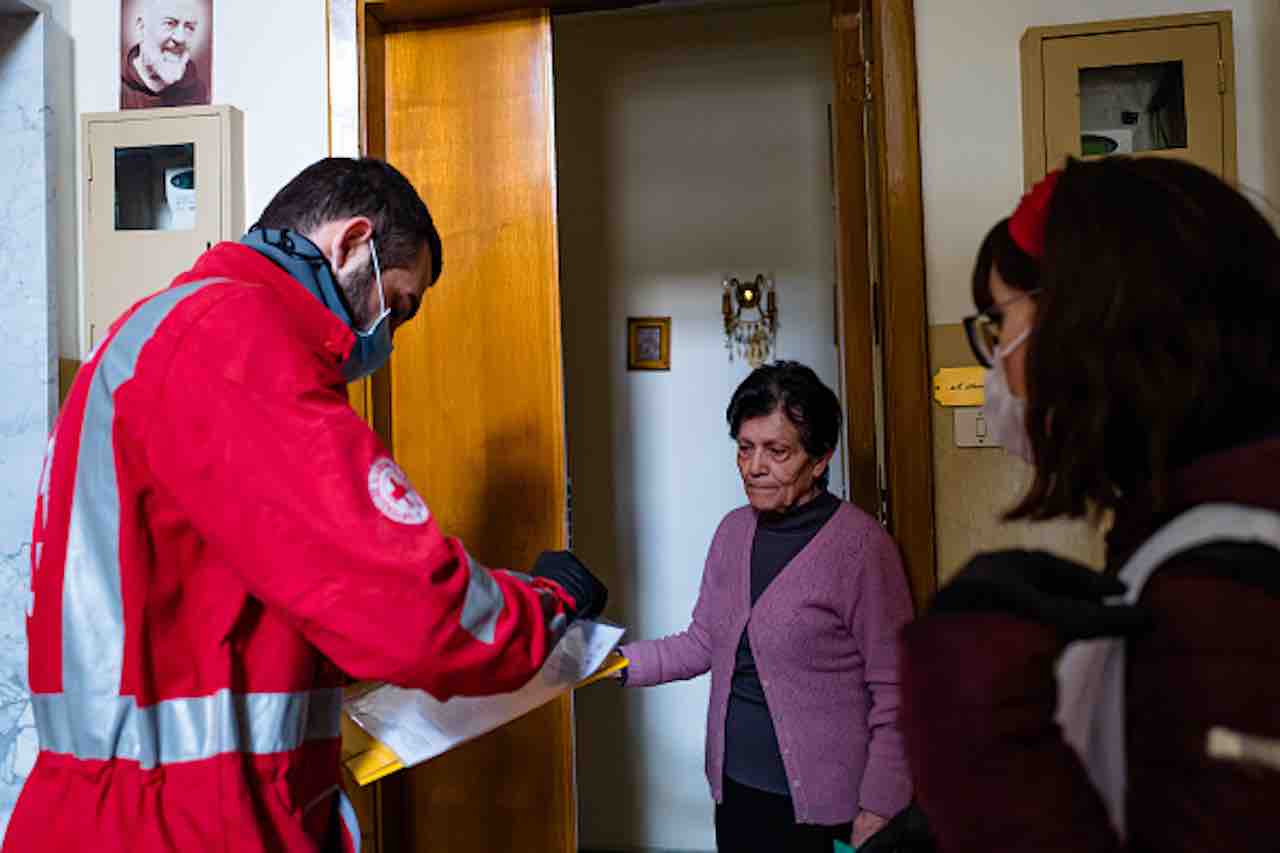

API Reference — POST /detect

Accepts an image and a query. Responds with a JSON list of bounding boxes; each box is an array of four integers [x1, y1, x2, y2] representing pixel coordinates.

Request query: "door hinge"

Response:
[[878, 486, 890, 527], [1217, 59, 1226, 94], [864, 59, 874, 103], [565, 476, 574, 551], [871, 279, 882, 346], [842, 67, 860, 102]]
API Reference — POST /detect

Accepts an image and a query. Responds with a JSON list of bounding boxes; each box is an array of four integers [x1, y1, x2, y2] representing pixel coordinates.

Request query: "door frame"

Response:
[[864, 0, 934, 609], [328, 0, 935, 607]]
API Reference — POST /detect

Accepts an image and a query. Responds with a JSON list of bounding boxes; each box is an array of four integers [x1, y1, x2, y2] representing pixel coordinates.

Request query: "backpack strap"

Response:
[[1113, 503, 1280, 602], [1056, 502, 1280, 839]]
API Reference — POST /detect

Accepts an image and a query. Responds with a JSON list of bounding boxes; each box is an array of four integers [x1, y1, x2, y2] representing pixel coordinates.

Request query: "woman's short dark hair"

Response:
[[256, 157, 443, 283], [1010, 156, 1280, 521], [726, 361, 842, 487], [972, 217, 1039, 309]]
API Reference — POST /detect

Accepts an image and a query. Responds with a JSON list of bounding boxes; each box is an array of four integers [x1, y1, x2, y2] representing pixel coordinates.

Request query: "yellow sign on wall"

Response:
[[933, 367, 986, 407]]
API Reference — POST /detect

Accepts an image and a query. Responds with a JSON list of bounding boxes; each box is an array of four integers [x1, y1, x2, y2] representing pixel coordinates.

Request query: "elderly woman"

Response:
[[902, 157, 1280, 852], [618, 361, 914, 853]]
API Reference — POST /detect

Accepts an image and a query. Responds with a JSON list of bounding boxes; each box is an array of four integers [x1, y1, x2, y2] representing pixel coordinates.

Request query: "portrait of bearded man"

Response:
[[120, 0, 212, 109]]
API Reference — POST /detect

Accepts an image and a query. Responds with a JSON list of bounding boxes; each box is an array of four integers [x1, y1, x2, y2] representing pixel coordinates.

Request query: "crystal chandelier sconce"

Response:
[[722, 274, 777, 368]]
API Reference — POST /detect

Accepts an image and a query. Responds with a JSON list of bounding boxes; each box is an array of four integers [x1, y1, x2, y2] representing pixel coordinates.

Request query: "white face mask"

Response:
[[983, 326, 1033, 463]]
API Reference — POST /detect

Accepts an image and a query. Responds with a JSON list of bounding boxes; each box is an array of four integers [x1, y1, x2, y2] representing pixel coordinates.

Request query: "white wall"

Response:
[[554, 5, 836, 849], [916, 0, 1280, 324], [63, 0, 329, 355]]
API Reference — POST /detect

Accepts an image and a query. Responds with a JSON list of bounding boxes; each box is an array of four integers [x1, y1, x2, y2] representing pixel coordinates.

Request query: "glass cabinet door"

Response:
[[1041, 23, 1225, 177], [85, 113, 222, 350]]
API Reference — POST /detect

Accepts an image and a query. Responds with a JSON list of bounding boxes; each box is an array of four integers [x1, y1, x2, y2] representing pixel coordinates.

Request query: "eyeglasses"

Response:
[[962, 288, 1040, 368]]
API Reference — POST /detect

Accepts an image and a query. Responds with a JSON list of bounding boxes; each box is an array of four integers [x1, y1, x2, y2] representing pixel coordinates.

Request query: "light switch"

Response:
[[955, 407, 999, 448]]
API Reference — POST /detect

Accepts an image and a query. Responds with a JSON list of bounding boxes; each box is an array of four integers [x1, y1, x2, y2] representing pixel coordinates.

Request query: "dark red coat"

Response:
[[901, 437, 1280, 852]]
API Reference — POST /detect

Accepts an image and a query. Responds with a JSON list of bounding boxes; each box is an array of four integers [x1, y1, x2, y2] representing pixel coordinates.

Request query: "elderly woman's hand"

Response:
[[852, 809, 888, 847]]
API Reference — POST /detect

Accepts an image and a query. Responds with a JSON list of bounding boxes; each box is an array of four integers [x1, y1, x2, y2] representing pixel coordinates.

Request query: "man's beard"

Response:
[[140, 39, 190, 88], [338, 257, 380, 331]]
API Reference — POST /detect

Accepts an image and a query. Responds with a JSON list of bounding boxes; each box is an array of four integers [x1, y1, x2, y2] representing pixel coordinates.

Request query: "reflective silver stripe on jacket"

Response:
[[49, 279, 340, 768], [337, 789, 362, 853], [63, 281, 218, 701], [460, 552, 504, 644], [32, 688, 343, 768]]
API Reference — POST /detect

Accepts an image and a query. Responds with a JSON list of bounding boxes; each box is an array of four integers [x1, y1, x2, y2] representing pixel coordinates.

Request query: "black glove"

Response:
[[930, 549, 1149, 642], [532, 550, 608, 620]]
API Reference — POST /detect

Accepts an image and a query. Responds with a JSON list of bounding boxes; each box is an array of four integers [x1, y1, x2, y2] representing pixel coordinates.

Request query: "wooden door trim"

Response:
[[866, 0, 935, 609], [830, 0, 877, 518], [328, 0, 399, 767]]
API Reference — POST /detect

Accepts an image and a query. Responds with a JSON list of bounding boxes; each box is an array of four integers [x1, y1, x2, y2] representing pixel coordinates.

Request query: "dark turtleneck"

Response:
[[724, 488, 841, 796]]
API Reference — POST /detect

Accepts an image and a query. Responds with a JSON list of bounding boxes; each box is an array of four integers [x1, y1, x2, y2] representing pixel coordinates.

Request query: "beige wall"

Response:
[[915, 1, 1280, 580], [929, 326, 1105, 581]]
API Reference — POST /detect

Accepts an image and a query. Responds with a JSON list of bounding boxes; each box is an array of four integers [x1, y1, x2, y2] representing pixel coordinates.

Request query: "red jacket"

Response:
[[4, 243, 576, 852], [901, 435, 1280, 852]]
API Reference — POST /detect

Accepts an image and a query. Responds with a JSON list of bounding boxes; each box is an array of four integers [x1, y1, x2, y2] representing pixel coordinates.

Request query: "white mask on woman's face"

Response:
[[983, 326, 1033, 463]]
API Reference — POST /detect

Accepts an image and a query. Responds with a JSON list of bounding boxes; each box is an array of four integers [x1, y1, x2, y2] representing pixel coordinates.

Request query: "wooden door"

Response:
[[380, 10, 576, 851]]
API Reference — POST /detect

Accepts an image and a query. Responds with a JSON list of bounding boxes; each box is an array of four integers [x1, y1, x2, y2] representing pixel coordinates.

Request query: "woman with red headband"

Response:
[[899, 156, 1280, 852]]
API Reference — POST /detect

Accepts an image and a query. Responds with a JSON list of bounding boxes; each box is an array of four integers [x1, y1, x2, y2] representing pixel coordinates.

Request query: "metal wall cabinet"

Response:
[[81, 104, 243, 352], [1021, 12, 1236, 187]]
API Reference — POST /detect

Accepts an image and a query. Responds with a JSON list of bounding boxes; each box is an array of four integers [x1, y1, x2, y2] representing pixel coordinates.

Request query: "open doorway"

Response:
[[327, 0, 930, 847], [552, 3, 841, 849]]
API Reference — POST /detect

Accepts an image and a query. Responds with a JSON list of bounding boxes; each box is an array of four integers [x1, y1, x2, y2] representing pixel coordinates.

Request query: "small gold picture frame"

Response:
[[627, 316, 671, 371]]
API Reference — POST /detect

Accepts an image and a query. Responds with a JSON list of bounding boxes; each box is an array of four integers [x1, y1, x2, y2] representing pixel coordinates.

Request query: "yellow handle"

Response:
[[342, 655, 631, 786], [576, 654, 629, 688]]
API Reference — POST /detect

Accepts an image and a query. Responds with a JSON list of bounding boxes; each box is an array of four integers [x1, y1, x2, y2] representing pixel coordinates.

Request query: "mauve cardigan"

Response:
[[621, 501, 914, 824]]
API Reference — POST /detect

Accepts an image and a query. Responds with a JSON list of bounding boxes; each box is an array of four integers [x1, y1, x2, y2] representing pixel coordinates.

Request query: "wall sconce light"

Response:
[[722, 274, 777, 368]]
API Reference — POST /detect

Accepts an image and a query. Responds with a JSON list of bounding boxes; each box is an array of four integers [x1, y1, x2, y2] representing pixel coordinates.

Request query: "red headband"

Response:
[[1007, 170, 1061, 259]]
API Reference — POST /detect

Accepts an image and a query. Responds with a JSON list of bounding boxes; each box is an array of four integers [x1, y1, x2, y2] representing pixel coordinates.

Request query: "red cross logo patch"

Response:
[[368, 457, 430, 525]]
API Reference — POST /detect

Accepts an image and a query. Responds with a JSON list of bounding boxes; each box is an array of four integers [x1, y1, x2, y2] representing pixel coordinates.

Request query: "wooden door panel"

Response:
[[386, 13, 566, 567], [383, 11, 574, 852]]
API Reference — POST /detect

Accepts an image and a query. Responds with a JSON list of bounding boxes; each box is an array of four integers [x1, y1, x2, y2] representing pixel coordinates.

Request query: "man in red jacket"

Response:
[[4, 157, 606, 852]]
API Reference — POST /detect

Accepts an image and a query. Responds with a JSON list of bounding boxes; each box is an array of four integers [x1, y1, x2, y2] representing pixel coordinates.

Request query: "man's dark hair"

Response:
[[256, 157, 442, 282], [972, 216, 1040, 309], [1010, 156, 1280, 521], [726, 361, 842, 488]]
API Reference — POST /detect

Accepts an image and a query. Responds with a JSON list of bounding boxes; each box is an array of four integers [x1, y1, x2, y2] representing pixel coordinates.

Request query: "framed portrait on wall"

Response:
[[120, 0, 213, 109], [627, 317, 671, 371]]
